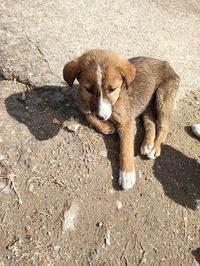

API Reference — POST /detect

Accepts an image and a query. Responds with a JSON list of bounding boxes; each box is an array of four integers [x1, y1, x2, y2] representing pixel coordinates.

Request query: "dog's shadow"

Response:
[[153, 144, 200, 210], [5, 85, 200, 210], [104, 123, 200, 210], [192, 248, 200, 264], [4, 85, 84, 141]]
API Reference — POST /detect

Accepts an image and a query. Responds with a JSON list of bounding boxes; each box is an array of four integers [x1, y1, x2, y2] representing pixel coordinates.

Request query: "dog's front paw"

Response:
[[119, 170, 136, 190], [146, 143, 162, 159], [101, 121, 116, 135]]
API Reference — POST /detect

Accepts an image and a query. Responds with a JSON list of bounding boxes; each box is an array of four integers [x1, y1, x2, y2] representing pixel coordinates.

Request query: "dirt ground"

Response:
[[0, 0, 200, 265], [0, 79, 199, 266]]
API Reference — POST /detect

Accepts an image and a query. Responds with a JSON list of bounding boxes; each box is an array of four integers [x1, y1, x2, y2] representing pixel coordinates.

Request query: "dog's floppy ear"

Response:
[[63, 58, 79, 87], [119, 61, 136, 89]]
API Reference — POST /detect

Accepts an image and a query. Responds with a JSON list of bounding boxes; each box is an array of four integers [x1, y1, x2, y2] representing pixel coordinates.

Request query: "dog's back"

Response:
[[128, 57, 180, 116]]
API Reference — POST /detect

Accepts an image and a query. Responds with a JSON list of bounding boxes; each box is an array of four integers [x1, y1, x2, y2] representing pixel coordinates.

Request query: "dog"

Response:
[[63, 49, 180, 190]]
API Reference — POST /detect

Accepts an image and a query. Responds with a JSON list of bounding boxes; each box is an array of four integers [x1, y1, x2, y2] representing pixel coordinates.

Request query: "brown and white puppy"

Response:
[[63, 49, 180, 190]]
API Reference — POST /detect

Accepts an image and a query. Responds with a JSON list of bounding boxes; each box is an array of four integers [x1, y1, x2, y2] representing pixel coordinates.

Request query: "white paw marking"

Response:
[[119, 170, 136, 190], [141, 144, 154, 155], [147, 149, 160, 159], [192, 124, 200, 138]]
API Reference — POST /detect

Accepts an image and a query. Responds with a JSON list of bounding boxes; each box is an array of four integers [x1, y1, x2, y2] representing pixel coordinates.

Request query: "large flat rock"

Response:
[[1, 1, 200, 94]]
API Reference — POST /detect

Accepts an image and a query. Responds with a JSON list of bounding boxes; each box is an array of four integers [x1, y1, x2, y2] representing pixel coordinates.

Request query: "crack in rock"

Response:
[[0, 27, 62, 87]]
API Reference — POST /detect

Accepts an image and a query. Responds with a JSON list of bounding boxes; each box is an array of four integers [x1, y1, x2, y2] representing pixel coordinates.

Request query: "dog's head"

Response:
[[63, 49, 136, 120]]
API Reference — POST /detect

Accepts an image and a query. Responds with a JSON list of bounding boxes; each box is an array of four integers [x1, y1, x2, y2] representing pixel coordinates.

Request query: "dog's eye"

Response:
[[108, 87, 117, 93], [84, 87, 93, 94]]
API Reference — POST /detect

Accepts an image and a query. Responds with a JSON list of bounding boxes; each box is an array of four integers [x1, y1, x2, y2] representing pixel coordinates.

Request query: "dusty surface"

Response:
[[0, 81, 200, 266], [0, 0, 200, 265]]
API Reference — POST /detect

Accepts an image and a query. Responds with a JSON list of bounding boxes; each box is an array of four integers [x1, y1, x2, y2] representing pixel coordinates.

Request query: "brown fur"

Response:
[[63, 49, 180, 189]]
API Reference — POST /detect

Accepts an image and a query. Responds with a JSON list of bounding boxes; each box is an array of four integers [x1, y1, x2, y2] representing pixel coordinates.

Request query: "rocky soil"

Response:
[[0, 1, 200, 265], [0, 79, 199, 266]]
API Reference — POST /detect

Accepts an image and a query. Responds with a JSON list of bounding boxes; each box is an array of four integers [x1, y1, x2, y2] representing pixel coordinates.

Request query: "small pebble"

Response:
[[98, 150, 107, 158], [105, 229, 111, 246], [53, 118, 61, 125], [22, 91, 26, 101], [94, 247, 100, 256], [28, 183, 34, 192], [53, 244, 61, 252], [191, 124, 200, 138], [67, 124, 80, 133], [97, 222, 103, 227], [31, 165, 37, 172], [187, 236, 193, 241], [0, 120, 4, 127], [110, 189, 114, 194], [91, 247, 100, 259], [25, 235, 33, 241], [0, 155, 4, 161], [116, 200, 123, 209]]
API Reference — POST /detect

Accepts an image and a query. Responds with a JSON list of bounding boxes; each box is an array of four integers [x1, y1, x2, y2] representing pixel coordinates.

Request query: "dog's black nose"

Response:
[[96, 114, 107, 120]]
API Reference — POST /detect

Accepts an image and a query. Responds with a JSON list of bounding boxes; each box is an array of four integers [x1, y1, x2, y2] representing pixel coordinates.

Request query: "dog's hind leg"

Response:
[[147, 69, 180, 159], [141, 104, 156, 156]]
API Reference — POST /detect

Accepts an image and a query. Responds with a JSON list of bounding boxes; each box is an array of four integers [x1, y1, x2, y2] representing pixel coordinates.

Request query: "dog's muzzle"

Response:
[[95, 113, 108, 121], [96, 98, 112, 121]]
